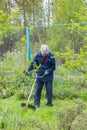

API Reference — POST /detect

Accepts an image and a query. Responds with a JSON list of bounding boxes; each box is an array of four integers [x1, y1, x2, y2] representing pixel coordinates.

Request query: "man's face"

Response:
[[41, 50, 48, 56]]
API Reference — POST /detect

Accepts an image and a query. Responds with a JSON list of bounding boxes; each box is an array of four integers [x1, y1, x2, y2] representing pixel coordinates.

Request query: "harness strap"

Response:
[[41, 55, 48, 65]]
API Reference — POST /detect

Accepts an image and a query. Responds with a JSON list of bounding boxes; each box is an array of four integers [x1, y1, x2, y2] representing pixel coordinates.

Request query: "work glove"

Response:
[[23, 70, 32, 77], [23, 70, 28, 75], [44, 70, 49, 75]]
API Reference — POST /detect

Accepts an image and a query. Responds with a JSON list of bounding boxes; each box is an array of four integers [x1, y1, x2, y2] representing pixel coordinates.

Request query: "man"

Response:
[[25, 45, 56, 108]]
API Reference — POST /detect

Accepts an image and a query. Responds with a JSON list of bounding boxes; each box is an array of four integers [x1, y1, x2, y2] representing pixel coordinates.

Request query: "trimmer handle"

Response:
[[23, 70, 32, 77], [23, 70, 28, 75]]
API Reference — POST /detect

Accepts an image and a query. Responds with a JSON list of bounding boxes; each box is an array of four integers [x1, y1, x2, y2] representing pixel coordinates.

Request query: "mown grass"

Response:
[[0, 60, 87, 130], [0, 76, 87, 130], [0, 94, 75, 130], [1, 93, 87, 130]]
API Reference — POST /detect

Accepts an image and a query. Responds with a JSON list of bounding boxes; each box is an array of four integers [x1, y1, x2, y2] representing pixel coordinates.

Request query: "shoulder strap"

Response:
[[41, 55, 48, 65]]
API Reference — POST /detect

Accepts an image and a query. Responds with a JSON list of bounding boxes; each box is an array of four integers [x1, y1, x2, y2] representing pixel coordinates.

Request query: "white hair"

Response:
[[40, 45, 49, 53]]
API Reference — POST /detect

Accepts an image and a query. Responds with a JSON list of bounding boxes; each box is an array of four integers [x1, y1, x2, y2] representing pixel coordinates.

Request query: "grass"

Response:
[[0, 75, 87, 129], [0, 95, 75, 130], [0, 77, 87, 130], [0, 57, 87, 129]]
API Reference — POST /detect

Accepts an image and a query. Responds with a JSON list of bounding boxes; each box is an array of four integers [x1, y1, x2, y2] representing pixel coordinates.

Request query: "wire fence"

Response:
[[0, 22, 87, 59], [0, 22, 87, 87], [30, 22, 87, 53]]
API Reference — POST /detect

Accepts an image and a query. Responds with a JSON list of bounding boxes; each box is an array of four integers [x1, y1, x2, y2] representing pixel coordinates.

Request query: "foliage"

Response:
[[53, 78, 87, 100], [53, 0, 83, 23], [0, 8, 22, 43], [0, 49, 30, 99], [0, 1, 87, 130], [56, 99, 86, 130], [71, 112, 87, 130], [53, 44, 87, 87]]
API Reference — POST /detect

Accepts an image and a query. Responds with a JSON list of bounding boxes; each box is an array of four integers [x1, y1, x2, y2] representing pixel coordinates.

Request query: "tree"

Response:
[[14, 0, 43, 26], [0, 0, 7, 12], [53, 0, 83, 23]]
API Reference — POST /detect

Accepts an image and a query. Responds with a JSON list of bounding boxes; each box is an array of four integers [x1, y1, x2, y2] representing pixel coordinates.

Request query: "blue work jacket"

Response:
[[28, 52, 56, 81]]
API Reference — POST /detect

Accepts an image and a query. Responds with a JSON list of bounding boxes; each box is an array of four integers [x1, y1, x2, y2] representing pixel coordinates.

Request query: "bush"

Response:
[[0, 88, 14, 99], [57, 87, 79, 99], [56, 99, 85, 130], [78, 88, 87, 101], [53, 85, 79, 100], [53, 79, 87, 100], [71, 113, 87, 130]]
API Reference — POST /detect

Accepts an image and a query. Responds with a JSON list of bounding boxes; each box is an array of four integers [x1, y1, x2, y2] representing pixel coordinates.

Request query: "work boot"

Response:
[[46, 103, 53, 107], [34, 104, 39, 109], [34, 105, 39, 109]]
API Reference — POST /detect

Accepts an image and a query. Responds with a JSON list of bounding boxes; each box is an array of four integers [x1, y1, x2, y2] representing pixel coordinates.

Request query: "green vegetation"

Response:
[[0, 50, 87, 129], [0, 94, 87, 130], [0, 0, 87, 129]]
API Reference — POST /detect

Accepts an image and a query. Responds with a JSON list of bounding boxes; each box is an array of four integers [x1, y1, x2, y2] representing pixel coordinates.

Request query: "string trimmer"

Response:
[[21, 71, 45, 109]]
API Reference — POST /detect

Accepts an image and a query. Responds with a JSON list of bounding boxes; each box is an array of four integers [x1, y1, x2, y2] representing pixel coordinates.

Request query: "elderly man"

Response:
[[26, 45, 56, 108]]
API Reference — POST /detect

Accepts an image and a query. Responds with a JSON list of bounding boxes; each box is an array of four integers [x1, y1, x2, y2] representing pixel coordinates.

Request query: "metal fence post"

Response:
[[26, 26, 31, 61]]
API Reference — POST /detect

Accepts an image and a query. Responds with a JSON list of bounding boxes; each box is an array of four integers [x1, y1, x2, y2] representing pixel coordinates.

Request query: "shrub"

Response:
[[56, 99, 85, 130], [78, 88, 87, 101], [71, 112, 87, 130], [53, 86, 79, 100]]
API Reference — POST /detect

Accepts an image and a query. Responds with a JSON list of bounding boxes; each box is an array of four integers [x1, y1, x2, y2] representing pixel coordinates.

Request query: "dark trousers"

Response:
[[34, 79, 53, 107]]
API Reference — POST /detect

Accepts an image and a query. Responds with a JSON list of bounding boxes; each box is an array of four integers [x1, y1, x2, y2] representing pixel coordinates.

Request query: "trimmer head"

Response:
[[21, 102, 36, 110]]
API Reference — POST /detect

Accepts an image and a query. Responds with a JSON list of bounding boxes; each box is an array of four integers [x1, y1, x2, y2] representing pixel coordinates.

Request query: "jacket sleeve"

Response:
[[48, 56, 56, 72], [28, 55, 38, 71]]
